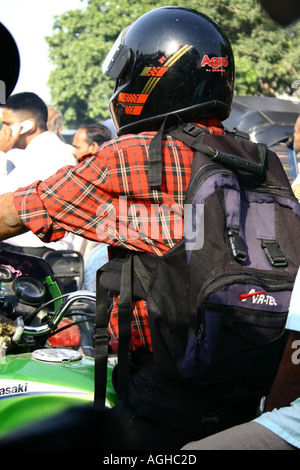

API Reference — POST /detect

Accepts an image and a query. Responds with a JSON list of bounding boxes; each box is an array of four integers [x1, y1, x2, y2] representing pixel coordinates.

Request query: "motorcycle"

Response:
[[0, 248, 117, 439]]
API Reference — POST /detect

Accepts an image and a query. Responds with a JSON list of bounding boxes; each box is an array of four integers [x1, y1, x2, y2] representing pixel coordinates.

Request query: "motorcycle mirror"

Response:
[[0, 22, 20, 102]]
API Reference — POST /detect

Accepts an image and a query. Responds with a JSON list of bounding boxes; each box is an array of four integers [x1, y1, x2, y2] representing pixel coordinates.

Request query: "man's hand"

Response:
[[0, 192, 28, 240], [0, 124, 21, 153]]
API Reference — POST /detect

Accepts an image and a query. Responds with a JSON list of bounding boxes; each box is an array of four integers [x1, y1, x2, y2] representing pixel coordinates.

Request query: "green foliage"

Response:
[[46, 0, 300, 127]]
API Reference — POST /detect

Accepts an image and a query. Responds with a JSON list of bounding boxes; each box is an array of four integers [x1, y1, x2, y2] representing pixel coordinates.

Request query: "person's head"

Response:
[[1, 92, 48, 149], [294, 116, 300, 152], [47, 107, 63, 136], [102, 6, 235, 136], [72, 123, 111, 161]]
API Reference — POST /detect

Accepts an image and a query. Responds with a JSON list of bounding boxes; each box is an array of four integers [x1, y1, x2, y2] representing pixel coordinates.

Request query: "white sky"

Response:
[[1, 0, 87, 103]]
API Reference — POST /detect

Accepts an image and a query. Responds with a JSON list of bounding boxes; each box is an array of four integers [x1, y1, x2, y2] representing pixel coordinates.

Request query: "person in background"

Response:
[[47, 106, 63, 137], [71, 123, 112, 284], [0, 91, 76, 256], [291, 116, 300, 200], [0, 107, 22, 176], [47, 106, 76, 164], [72, 123, 111, 162], [294, 116, 300, 152]]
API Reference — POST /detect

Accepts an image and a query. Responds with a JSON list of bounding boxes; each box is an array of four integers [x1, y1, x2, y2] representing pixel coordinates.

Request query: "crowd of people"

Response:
[[0, 91, 111, 277], [0, 3, 299, 451]]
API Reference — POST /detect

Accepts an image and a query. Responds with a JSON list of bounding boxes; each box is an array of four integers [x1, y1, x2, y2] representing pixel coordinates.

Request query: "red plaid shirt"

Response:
[[14, 120, 225, 351]]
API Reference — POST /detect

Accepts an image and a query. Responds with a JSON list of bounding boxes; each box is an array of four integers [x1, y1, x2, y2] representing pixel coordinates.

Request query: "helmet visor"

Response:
[[102, 26, 131, 79]]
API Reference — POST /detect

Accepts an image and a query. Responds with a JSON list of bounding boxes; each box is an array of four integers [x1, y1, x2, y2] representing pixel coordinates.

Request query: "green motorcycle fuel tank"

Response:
[[0, 350, 116, 438], [0, 248, 117, 438]]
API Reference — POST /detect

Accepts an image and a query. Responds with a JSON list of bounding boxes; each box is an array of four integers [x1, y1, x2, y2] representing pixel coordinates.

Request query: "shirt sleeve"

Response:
[[14, 179, 67, 242], [14, 152, 109, 244], [254, 398, 300, 449], [286, 267, 300, 332], [13, 134, 191, 254]]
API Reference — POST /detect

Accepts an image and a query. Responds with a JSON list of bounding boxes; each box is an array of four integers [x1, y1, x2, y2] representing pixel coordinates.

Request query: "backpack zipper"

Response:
[[185, 163, 225, 204]]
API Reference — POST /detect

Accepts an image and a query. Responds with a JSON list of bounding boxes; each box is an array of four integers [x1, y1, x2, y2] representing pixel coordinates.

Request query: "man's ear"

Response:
[[90, 141, 100, 153]]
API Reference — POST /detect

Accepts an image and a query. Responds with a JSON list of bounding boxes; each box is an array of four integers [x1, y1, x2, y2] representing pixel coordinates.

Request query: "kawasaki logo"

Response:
[[240, 289, 277, 305], [0, 382, 28, 397], [0, 380, 91, 399]]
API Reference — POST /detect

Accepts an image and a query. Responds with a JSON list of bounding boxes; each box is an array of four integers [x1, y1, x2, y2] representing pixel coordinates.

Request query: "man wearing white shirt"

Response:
[[0, 92, 76, 255]]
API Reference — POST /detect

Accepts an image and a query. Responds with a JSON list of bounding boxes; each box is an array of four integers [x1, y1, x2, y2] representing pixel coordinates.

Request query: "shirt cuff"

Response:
[[14, 182, 66, 243]]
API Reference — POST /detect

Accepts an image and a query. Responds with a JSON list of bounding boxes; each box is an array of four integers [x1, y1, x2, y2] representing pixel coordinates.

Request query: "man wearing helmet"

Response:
[[0, 7, 238, 449]]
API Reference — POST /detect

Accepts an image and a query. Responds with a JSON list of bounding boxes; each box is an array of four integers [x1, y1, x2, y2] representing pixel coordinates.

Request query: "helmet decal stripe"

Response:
[[141, 44, 193, 96], [124, 105, 143, 115], [140, 66, 169, 77], [118, 44, 195, 117], [142, 77, 160, 95], [118, 93, 149, 104], [164, 44, 193, 67]]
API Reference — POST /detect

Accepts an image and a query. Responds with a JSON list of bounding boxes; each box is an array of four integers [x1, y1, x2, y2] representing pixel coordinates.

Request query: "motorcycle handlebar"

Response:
[[22, 290, 96, 337]]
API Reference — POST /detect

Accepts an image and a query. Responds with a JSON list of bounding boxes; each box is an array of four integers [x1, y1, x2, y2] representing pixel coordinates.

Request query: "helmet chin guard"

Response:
[[103, 6, 235, 135]]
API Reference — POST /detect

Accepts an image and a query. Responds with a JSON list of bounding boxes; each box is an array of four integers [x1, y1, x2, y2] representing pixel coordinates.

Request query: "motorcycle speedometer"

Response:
[[12, 276, 46, 306], [0, 265, 14, 282]]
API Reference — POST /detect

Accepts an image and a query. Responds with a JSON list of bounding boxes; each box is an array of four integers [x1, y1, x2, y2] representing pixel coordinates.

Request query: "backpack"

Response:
[[94, 119, 300, 418]]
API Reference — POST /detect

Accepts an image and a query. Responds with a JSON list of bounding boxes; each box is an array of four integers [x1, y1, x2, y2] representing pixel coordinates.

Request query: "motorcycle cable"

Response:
[[25, 292, 96, 324], [24, 292, 72, 324], [22, 291, 97, 337]]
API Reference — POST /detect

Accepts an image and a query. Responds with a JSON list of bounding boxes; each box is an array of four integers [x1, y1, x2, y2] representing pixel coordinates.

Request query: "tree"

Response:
[[46, 0, 300, 127]]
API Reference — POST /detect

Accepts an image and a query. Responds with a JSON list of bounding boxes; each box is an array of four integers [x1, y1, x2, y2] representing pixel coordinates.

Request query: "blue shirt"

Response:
[[254, 399, 300, 449], [285, 267, 300, 332], [254, 267, 300, 449]]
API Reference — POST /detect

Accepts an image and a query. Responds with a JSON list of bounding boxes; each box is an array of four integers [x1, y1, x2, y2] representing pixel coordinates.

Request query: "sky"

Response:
[[1, 0, 87, 104]]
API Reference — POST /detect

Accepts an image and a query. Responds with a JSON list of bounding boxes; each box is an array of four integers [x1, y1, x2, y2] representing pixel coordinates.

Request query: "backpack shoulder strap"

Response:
[[168, 122, 267, 180], [147, 116, 268, 188], [94, 268, 111, 407], [94, 253, 133, 404], [94, 251, 156, 404]]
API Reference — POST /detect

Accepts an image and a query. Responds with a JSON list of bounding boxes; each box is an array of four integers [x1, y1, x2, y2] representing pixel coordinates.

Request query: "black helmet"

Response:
[[102, 6, 235, 135], [0, 23, 20, 100]]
